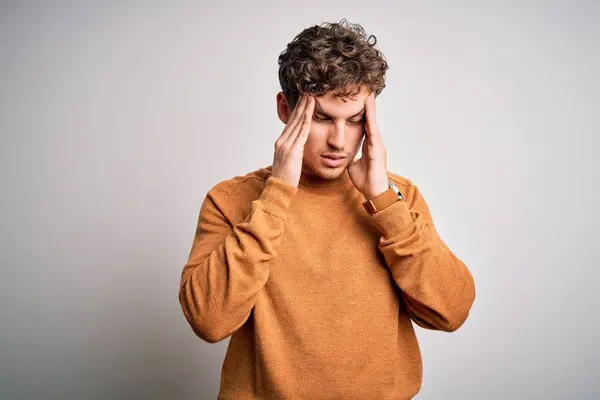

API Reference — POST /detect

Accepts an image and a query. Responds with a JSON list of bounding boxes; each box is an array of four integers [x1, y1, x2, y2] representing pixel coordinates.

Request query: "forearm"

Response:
[[179, 176, 297, 342], [369, 184, 475, 332]]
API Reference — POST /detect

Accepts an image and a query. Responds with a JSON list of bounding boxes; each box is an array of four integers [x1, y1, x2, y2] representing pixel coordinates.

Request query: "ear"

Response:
[[276, 92, 292, 124]]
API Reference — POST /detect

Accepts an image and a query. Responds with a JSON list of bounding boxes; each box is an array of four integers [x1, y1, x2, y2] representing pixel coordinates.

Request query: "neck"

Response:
[[265, 164, 353, 191], [299, 168, 351, 188]]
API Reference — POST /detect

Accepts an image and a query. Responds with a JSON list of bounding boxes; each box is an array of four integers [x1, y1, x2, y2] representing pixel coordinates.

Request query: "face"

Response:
[[276, 85, 370, 180]]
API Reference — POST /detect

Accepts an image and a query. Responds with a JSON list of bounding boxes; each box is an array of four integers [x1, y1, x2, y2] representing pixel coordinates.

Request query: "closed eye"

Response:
[[314, 115, 364, 124]]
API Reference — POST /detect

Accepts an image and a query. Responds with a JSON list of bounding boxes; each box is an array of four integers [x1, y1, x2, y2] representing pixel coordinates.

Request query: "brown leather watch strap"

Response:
[[362, 187, 402, 215]]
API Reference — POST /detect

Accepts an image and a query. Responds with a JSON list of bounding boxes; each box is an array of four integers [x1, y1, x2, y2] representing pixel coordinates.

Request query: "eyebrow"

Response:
[[314, 101, 365, 119]]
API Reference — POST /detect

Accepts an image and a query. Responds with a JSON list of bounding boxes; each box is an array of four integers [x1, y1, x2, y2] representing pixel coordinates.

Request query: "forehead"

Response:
[[314, 88, 369, 117]]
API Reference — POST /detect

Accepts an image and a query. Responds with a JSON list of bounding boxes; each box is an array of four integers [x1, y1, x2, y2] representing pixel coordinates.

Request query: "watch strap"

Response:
[[363, 186, 402, 215]]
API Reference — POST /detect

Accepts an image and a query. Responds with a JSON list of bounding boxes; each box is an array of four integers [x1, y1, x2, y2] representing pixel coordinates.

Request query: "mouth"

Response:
[[321, 155, 347, 167]]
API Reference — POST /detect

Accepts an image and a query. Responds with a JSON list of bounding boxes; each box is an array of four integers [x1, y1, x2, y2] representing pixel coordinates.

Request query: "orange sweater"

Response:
[[179, 165, 475, 399]]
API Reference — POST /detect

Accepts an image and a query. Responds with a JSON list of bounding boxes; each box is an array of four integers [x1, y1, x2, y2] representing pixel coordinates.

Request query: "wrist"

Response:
[[364, 184, 389, 201], [362, 179, 404, 216]]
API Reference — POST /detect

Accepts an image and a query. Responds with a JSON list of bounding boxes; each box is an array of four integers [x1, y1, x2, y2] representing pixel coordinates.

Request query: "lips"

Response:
[[322, 155, 346, 159], [321, 155, 346, 167]]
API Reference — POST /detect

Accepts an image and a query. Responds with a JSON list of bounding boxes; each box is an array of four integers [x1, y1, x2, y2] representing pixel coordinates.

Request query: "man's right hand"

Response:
[[271, 93, 315, 188]]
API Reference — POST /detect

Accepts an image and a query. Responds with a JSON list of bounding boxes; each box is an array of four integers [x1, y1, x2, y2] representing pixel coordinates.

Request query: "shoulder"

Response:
[[203, 165, 272, 222], [206, 165, 271, 197]]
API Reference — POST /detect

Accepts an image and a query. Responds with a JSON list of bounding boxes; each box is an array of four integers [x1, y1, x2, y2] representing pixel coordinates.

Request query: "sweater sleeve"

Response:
[[178, 175, 297, 343], [368, 180, 476, 332]]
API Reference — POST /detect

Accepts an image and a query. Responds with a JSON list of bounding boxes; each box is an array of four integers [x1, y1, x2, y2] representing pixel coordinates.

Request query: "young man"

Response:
[[179, 19, 475, 399]]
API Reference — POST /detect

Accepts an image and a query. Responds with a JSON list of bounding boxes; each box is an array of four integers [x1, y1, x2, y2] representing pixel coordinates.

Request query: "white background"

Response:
[[1, 1, 598, 398]]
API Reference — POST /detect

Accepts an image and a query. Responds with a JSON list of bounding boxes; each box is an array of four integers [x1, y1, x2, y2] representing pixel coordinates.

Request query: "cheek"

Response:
[[304, 126, 326, 147], [351, 128, 366, 145], [301, 130, 317, 154], [310, 124, 329, 136]]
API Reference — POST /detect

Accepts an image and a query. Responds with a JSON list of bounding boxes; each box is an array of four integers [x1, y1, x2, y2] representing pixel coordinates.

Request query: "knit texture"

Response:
[[179, 165, 475, 399]]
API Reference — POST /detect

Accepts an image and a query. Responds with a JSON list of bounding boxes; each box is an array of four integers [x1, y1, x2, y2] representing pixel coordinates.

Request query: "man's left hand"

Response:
[[347, 92, 389, 200]]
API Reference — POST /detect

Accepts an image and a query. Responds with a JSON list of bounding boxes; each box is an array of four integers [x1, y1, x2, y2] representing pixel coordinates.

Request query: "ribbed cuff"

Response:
[[369, 199, 415, 238], [258, 175, 298, 217]]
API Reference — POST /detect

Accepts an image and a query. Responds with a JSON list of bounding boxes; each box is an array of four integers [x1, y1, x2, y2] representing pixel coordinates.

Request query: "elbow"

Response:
[[179, 282, 247, 344], [441, 279, 476, 332], [440, 308, 471, 332], [416, 304, 472, 333], [409, 306, 470, 333], [188, 318, 232, 343], [180, 303, 233, 344], [406, 280, 476, 333], [178, 285, 232, 344]]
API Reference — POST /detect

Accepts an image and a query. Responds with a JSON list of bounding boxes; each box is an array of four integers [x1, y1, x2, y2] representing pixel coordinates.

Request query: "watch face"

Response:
[[388, 181, 403, 200]]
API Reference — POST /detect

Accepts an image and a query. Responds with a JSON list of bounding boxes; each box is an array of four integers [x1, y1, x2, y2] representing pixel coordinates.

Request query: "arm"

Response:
[[368, 179, 476, 332], [178, 175, 297, 343]]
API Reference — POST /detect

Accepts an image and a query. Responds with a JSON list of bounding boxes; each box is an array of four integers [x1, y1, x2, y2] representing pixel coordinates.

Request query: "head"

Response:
[[276, 18, 389, 179]]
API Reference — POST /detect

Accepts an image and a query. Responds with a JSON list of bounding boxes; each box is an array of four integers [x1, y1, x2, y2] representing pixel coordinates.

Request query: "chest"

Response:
[[266, 193, 394, 303]]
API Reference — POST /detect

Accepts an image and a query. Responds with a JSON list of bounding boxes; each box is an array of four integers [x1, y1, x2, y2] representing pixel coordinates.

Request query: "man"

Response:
[[179, 18, 475, 399]]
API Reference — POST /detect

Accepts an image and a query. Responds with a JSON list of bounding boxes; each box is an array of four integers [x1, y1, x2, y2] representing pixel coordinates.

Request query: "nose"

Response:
[[326, 123, 346, 149]]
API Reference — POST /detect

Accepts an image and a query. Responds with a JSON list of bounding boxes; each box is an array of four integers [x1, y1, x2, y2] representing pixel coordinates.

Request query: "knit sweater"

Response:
[[179, 164, 475, 399]]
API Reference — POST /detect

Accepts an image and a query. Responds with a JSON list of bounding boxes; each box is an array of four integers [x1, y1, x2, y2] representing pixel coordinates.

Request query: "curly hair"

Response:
[[278, 18, 389, 110]]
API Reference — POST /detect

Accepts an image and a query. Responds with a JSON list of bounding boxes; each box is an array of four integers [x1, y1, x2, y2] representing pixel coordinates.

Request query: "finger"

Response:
[[280, 93, 308, 143], [292, 95, 315, 147], [364, 92, 376, 127], [364, 92, 381, 140], [289, 93, 309, 128], [283, 93, 313, 148], [370, 92, 377, 122]]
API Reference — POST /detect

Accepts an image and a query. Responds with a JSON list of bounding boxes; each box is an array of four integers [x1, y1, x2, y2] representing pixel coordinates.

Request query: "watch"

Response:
[[362, 180, 404, 215]]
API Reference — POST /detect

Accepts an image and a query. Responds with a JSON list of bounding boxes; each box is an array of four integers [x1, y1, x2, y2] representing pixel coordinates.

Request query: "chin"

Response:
[[310, 158, 347, 178]]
